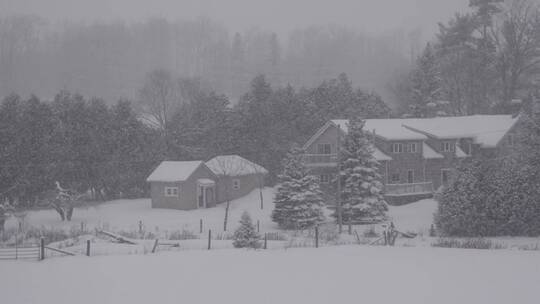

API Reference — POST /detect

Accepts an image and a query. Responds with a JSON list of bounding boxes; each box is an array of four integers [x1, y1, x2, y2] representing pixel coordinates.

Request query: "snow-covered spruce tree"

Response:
[[336, 118, 387, 224], [233, 211, 261, 249], [272, 147, 326, 230]]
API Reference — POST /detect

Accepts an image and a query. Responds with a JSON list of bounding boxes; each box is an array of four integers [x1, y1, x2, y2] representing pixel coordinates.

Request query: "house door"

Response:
[[205, 187, 214, 206]]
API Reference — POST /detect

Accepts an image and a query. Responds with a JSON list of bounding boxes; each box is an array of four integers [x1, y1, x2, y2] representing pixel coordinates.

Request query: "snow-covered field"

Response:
[[6, 188, 278, 234], [2, 245, 539, 304]]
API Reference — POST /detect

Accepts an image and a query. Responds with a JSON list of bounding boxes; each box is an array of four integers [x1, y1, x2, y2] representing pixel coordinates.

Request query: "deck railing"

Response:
[[302, 154, 338, 165], [385, 182, 434, 196]]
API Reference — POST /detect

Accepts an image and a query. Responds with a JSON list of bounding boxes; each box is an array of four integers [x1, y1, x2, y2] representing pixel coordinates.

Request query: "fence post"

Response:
[[86, 240, 91, 257], [15, 234, 18, 260], [264, 233, 267, 250], [81, 222, 84, 233], [257, 220, 260, 233], [200, 219, 203, 234], [152, 239, 159, 253], [348, 222, 352, 235], [40, 237, 45, 261], [315, 226, 319, 248], [208, 229, 212, 250], [139, 220, 143, 234]]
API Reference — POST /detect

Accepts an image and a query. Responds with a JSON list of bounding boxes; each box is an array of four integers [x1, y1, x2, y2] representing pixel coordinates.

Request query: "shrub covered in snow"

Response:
[[435, 157, 540, 237], [233, 212, 261, 249]]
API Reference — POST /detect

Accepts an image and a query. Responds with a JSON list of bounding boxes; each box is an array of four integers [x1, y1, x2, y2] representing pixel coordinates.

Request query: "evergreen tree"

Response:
[[233, 211, 261, 249], [272, 147, 326, 230], [337, 118, 387, 224], [409, 43, 442, 117]]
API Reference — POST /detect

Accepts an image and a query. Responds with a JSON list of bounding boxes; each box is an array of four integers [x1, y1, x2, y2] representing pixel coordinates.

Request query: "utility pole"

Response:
[[337, 125, 343, 234]]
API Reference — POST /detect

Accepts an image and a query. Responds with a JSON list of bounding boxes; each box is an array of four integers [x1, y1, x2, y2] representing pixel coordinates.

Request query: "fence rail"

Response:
[[0, 246, 40, 260]]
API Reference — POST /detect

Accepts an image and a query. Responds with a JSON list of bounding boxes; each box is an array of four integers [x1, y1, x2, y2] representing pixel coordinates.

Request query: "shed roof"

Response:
[[146, 161, 205, 182], [206, 155, 268, 176]]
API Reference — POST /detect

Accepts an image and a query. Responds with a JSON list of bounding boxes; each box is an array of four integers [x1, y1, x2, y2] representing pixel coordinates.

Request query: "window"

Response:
[[317, 143, 332, 155], [232, 179, 241, 190], [441, 169, 452, 185], [391, 143, 403, 154], [407, 170, 415, 184], [319, 174, 330, 184], [409, 143, 417, 153], [391, 173, 400, 183], [165, 187, 179, 197], [441, 141, 453, 152]]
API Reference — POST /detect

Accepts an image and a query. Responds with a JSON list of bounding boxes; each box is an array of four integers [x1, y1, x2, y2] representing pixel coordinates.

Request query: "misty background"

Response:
[[0, 0, 469, 106]]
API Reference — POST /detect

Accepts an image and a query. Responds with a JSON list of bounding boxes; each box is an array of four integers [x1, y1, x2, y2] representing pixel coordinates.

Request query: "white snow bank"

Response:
[[2, 246, 539, 304]]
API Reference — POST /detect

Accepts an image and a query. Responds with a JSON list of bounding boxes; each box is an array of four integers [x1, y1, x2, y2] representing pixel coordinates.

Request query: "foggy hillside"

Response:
[[0, 0, 470, 105]]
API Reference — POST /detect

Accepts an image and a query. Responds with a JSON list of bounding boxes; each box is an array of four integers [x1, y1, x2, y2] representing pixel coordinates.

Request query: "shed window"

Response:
[[165, 187, 179, 197], [507, 134, 515, 146], [391, 173, 400, 183], [232, 179, 241, 190]]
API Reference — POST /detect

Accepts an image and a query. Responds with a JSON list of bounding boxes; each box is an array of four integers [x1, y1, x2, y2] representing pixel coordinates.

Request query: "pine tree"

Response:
[[337, 118, 387, 224], [409, 43, 442, 117], [233, 211, 261, 249], [272, 147, 326, 230]]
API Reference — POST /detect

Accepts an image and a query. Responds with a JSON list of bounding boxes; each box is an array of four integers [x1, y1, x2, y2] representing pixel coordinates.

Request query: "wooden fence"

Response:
[[0, 245, 41, 261]]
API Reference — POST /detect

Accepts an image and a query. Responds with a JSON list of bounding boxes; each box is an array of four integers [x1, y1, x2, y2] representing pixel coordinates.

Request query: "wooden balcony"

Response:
[[303, 154, 338, 167], [385, 182, 434, 196]]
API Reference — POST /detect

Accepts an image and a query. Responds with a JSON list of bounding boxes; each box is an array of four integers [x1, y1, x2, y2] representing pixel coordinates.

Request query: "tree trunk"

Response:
[[224, 201, 230, 232], [66, 205, 74, 221]]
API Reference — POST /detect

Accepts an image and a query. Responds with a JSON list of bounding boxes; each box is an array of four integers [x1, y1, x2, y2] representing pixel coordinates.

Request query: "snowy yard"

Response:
[[2, 245, 540, 304], [6, 188, 279, 235]]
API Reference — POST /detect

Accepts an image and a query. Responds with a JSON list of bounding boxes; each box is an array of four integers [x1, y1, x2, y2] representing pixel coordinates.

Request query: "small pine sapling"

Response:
[[233, 211, 261, 249]]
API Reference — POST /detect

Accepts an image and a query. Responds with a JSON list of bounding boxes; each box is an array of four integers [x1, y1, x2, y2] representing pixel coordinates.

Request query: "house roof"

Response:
[[422, 143, 444, 159], [331, 119, 428, 141], [206, 155, 268, 176], [401, 115, 520, 148], [373, 147, 393, 161], [146, 161, 206, 182], [455, 145, 470, 158]]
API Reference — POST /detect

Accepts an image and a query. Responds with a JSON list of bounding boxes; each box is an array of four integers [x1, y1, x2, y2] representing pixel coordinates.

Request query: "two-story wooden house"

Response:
[[303, 115, 521, 205]]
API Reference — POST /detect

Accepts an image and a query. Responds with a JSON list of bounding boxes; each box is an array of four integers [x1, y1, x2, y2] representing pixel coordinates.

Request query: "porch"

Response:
[[302, 154, 338, 167]]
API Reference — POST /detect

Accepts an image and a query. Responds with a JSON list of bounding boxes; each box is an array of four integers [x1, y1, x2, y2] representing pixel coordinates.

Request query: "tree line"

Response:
[[393, 0, 540, 117], [0, 73, 390, 211]]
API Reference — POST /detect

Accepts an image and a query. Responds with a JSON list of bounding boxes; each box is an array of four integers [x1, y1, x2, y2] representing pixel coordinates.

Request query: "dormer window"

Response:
[[441, 141, 454, 152], [391, 143, 403, 154], [405, 143, 417, 153]]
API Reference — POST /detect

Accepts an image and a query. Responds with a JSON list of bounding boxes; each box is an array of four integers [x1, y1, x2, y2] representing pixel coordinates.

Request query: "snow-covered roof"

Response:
[[330, 115, 519, 148], [455, 145, 470, 158], [402, 115, 519, 148], [422, 143, 444, 159], [331, 119, 428, 141], [373, 147, 392, 161], [146, 161, 205, 182], [206, 155, 268, 176]]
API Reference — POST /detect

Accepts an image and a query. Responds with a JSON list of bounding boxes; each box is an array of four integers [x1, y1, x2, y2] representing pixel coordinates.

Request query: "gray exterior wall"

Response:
[[215, 173, 265, 203], [150, 164, 218, 210]]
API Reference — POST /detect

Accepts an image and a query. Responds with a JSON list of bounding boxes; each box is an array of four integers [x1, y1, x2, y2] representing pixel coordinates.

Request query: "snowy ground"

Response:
[[6, 188, 278, 235], [2, 246, 539, 304]]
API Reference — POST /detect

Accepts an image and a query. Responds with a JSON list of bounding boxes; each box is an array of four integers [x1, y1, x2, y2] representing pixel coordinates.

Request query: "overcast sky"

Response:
[[1, 0, 469, 36]]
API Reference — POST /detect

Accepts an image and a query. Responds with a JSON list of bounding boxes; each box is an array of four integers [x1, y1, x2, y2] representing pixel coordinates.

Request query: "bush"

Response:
[[363, 226, 379, 238], [435, 158, 540, 237], [233, 212, 261, 249], [169, 229, 198, 240]]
